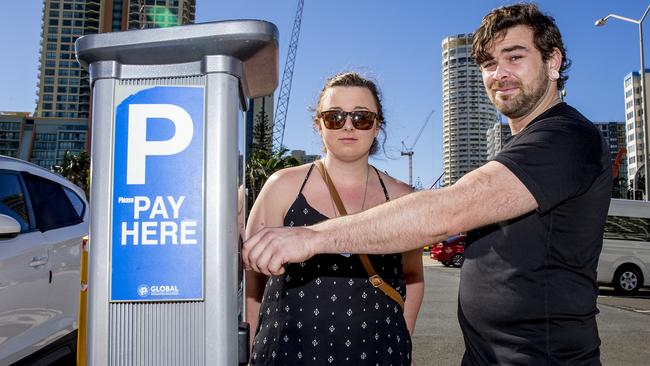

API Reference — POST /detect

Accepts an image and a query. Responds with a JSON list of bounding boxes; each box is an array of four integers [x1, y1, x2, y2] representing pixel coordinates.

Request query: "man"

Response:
[[244, 3, 611, 365]]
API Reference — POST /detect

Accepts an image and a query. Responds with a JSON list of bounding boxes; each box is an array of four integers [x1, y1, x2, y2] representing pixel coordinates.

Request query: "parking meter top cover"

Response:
[[74, 20, 278, 98]]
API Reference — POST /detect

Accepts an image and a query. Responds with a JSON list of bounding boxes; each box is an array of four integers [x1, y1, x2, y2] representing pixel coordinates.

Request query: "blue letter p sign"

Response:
[[126, 104, 194, 185], [111, 86, 205, 302]]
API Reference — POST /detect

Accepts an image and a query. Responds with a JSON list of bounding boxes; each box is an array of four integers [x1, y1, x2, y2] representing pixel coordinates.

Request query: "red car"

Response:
[[430, 234, 466, 267]]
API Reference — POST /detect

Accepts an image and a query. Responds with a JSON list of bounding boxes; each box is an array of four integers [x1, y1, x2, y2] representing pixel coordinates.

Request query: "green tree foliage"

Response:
[[246, 148, 300, 210], [53, 151, 90, 198]]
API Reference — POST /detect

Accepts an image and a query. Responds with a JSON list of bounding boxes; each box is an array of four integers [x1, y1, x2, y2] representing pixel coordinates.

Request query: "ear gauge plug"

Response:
[[550, 69, 560, 81]]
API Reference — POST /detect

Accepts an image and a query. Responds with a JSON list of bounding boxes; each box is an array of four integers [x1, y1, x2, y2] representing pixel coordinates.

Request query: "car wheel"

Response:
[[451, 254, 464, 268], [613, 265, 643, 295]]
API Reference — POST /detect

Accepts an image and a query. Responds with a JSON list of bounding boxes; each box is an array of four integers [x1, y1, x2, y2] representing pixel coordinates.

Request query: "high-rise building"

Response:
[[101, 0, 196, 32], [35, 0, 196, 119], [28, 0, 195, 168], [486, 121, 511, 161], [441, 33, 499, 186], [0, 112, 29, 158], [35, 0, 101, 119], [246, 95, 274, 155], [623, 70, 649, 195], [594, 121, 628, 199], [290, 149, 320, 164], [0, 112, 87, 168]]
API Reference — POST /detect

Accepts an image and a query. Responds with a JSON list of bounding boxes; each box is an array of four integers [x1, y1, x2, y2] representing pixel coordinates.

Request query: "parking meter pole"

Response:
[[76, 21, 278, 365], [204, 70, 241, 362], [85, 76, 116, 366]]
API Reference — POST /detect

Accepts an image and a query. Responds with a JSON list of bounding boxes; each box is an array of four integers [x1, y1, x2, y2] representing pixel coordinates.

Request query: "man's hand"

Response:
[[242, 226, 321, 276]]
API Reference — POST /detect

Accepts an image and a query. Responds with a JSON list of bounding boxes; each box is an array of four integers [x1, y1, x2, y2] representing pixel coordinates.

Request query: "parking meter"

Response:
[[76, 20, 278, 365]]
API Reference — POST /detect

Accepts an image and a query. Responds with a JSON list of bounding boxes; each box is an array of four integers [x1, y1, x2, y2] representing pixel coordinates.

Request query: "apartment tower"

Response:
[[35, 0, 195, 119], [593, 121, 627, 198], [441, 33, 499, 186], [485, 121, 511, 161], [623, 70, 649, 196], [24, 0, 195, 168]]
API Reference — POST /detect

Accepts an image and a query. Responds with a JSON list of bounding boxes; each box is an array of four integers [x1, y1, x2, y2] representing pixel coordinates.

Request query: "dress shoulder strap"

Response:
[[371, 166, 390, 201], [298, 163, 316, 194]]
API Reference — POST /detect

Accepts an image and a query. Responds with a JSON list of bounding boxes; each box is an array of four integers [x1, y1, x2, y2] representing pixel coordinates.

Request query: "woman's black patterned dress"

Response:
[[250, 165, 411, 365]]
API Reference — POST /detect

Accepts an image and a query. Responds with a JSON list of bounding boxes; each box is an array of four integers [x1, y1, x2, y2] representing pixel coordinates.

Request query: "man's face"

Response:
[[480, 25, 550, 119]]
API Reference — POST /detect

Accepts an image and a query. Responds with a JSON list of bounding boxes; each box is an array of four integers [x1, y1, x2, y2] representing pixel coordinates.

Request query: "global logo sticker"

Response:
[[137, 284, 149, 298], [150, 285, 180, 296]]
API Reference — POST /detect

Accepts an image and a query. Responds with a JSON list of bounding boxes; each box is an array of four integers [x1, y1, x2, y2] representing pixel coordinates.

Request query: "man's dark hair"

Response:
[[471, 3, 571, 90]]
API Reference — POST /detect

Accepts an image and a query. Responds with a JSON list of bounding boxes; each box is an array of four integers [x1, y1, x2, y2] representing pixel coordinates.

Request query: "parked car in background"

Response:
[[597, 199, 650, 295], [430, 234, 465, 267], [0, 156, 88, 365]]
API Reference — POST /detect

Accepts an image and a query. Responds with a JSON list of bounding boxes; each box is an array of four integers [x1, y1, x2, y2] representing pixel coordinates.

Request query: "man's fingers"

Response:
[[243, 228, 268, 270], [268, 252, 286, 276], [254, 241, 277, 276], [246, 234, 269, 274]]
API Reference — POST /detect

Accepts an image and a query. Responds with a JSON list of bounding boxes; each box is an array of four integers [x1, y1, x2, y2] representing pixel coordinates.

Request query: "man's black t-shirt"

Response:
[[459, 103, 612, 366]]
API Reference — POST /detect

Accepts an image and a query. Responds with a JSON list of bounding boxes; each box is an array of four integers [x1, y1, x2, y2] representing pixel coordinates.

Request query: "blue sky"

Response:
[[1, 1, 648, 187]]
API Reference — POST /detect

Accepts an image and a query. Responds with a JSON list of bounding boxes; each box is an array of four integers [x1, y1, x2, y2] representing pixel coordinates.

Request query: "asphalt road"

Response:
[[412, 255, 650, 366]]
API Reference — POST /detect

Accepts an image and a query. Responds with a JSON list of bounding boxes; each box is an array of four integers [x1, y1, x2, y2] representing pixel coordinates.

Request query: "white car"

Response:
[[0, 156, 88, 365], [597, 199, 650, 294]]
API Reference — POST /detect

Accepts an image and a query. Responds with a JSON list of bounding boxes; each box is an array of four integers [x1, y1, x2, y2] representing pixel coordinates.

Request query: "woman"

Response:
[[246, 72, 424, 365]]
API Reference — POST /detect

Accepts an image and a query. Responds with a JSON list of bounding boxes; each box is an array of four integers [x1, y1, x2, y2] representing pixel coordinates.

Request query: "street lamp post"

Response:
[[596, 5, 650, 201]]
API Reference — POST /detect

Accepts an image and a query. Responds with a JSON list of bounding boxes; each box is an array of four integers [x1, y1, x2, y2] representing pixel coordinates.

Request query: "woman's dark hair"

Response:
[[313, 72, 386, 155], [471, 3, 571, 90]]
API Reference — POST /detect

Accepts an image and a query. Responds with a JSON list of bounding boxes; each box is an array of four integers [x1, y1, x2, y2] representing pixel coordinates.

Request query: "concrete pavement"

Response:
[[412, 254, 650, 366]]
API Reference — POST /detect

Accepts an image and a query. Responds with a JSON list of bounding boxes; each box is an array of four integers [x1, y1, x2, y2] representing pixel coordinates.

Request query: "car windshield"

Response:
[[444, 235, 464, 244]]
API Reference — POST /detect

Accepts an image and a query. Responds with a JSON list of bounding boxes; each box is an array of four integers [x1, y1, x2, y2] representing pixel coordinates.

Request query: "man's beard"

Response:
[[489, 69, 549, 119]]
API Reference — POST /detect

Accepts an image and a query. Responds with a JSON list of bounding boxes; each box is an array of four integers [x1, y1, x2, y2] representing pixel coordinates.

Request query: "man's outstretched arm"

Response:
[[243, 161, 538, 275]]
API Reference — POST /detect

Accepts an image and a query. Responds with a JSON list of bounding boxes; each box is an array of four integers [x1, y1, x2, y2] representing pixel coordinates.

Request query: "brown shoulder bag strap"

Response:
[[314, 160, 405, 311]]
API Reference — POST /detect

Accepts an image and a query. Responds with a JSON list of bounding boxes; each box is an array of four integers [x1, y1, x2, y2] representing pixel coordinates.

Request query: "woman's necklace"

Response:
[[330, 166, 370, 216]]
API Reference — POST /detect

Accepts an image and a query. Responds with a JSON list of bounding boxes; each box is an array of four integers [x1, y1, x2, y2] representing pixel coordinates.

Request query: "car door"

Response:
[[0, 171, 50, 363], [20, 173, 86, 340]]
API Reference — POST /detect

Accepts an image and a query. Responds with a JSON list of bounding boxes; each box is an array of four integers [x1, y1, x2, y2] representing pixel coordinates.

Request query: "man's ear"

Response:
[[547, 47, 562, 79]]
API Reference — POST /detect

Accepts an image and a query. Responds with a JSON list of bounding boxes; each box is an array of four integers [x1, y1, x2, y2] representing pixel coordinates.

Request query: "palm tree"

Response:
[[53, 151, 90, 198], [246, 148, 300, 210]]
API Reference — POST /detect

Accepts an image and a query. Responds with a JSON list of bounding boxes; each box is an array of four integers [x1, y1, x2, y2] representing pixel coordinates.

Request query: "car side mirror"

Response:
[[0, 214, 21, 238]]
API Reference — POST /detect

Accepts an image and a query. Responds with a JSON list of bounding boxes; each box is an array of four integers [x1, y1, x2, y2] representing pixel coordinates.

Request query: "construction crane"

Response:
[[401, 109, 434, 186], [429, 172, 445, 189], [272, 0, 305, 152]]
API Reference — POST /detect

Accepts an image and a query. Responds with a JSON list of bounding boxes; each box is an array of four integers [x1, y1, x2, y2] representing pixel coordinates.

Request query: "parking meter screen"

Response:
[[111, 86, 204, 301]]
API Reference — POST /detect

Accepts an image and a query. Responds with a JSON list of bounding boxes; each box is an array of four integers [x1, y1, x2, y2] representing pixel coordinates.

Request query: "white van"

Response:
[[597, 199, 650, 294]]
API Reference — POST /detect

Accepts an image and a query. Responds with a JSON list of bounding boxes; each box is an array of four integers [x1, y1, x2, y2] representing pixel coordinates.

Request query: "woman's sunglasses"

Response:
[[320, 110, 378, 130]]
